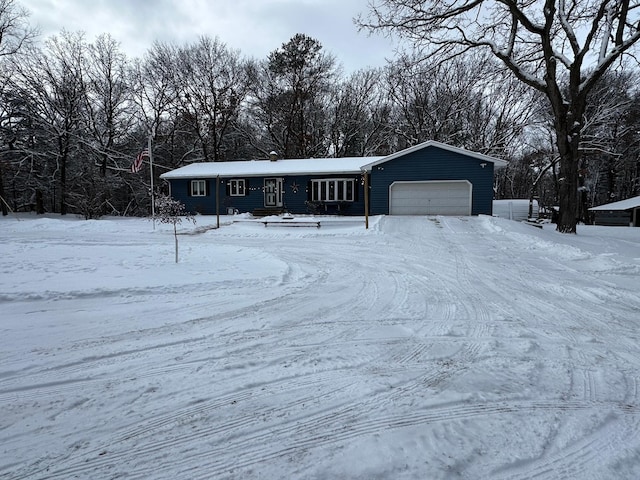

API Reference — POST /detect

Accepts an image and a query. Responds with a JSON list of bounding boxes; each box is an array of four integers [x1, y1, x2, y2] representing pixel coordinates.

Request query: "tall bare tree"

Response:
[[581, 70, 640, 208], [84, 34, 135, 176], [68, 34, 138, 218], [328, 68, 393, 157], [0, 0, 36, 215], [175, 36, 248, 162], [128, 42, 181, 215], [360, 0, 640, 233], [0, 0, 35, 59], [381, 52, 539, 157], [11, 31, 88, 215], [131, 42, 179, 150]]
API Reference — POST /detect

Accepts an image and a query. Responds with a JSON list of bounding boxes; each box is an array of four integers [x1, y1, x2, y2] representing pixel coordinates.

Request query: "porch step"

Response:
[[252, 208, 284, 218]]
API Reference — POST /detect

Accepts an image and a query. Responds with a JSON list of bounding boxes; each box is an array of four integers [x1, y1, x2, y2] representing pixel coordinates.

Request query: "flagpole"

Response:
[[148, 134, 155, 230]]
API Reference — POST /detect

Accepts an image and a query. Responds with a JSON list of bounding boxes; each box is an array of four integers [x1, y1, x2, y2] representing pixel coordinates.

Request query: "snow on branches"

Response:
[[153, 194, 195, 263]]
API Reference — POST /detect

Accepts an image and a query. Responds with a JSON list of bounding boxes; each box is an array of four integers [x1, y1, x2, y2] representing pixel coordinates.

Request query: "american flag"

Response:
[[131, 148, 149, 173]]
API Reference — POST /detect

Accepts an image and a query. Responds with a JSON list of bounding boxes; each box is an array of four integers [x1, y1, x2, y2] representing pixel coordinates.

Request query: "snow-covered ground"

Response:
[[2, 213, 640, 479]]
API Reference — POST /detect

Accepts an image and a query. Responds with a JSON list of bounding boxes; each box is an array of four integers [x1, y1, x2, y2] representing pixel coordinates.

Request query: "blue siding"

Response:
[[368, 146, 495, 215], [170, 178, 216, 214], [169, 175, 366, 215], [166, 145, 498, 216]]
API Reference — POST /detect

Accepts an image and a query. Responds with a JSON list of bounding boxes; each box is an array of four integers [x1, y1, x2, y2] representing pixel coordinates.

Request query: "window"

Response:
[[191, 179, 207, 197], [311, 179, 355, 202], [229, 179, 246, 196]]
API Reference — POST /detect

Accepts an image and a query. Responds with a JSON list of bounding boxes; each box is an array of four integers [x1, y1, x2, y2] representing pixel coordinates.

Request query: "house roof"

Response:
[[589, 195, 640, 211], [160, 156, 383, 179], [160, 140, 508, 180], [361, 140, 508, 171]]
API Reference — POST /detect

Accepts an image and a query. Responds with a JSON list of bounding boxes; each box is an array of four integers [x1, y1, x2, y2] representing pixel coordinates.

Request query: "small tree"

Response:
[[154, 194, 195, 263]]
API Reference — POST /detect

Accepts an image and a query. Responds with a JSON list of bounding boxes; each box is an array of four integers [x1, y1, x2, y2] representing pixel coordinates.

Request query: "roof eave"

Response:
[[360, 140, 508, 171], [589, 195, 640, 211], [160, 169, 363, 180]]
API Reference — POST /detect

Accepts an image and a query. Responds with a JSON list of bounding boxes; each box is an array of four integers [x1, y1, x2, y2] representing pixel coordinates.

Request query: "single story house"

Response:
[[160, 140, 508, 217], [589, 195, 640, 226]]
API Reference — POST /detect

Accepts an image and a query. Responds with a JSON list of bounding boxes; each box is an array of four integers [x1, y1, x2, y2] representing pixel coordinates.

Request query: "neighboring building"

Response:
[[589, 195, 640, 226], [160, 140, 508, 217]]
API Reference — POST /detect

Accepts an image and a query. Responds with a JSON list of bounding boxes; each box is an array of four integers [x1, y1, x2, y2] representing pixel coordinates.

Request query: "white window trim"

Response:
[[311, 178, 355, 202], [229, 179, 246, 196], [191, 179, 207, 197]]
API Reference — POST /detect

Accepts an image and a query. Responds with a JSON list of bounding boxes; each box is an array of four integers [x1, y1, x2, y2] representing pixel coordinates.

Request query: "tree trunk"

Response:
[[552, 94, 583, 234], [59, 134, 69, 215], [0, 162, 7, 216], [556, 153, 579, 233], [60, 157, 67, 215], [36, 189, 44, 214], [174, 224, 179, 263]]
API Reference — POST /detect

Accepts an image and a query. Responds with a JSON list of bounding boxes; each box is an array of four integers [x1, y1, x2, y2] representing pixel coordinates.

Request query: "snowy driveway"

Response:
[[2, 214, 640, 479]]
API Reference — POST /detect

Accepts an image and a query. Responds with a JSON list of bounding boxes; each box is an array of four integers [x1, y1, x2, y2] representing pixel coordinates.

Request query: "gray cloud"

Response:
[[22, 0, 398, 70]]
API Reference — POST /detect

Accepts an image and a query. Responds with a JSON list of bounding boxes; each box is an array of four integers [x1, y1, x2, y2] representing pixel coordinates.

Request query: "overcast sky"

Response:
[[22, 0, 400, 72]]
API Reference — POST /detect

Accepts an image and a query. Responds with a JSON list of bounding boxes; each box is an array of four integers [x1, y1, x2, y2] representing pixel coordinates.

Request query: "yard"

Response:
[[2, 214, 640, 479]]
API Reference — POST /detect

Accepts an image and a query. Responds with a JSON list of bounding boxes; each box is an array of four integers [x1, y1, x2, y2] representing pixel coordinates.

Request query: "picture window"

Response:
[[311, 179, 355, 202]]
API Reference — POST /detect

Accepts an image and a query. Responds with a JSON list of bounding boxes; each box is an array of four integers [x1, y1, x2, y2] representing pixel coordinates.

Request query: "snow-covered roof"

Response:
[[589, 195, 640, 211], [160, 157, 383, 179], [361, 140, 508, 170], [160, 140, 508, 180]]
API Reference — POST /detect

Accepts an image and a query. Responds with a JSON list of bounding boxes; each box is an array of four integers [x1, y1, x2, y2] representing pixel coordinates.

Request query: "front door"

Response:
[[264, 178, 283, 207]]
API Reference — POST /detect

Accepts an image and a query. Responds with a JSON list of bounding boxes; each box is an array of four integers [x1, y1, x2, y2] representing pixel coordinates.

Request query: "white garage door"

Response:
[[389, 180, 472, 215]]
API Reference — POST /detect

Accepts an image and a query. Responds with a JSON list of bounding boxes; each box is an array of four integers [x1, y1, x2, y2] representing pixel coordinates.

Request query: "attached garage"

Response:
[[362, 141, 507, 217], [162, 140, 507, 219], [389, 180, 472, 215]]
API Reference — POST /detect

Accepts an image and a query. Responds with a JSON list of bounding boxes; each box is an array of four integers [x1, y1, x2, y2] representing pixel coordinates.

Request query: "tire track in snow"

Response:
[[7, 218, 640, 480], [386, 344, 481, 402], [118, 374, 355, 445], [491, 411, 640, 480], [20, 244, 490, 480], [119, 400, 640, 480], [193, 339, 480, 475], [1, 252, 333, 402], [438, 218, 494, 326], [10, 260, 410, 478], [390, 341, 434, 364], [31, 373, 359, 480]]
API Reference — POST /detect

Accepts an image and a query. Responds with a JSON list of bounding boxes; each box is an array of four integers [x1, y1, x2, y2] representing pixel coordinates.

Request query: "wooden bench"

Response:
[[262, 220, 321, 228]]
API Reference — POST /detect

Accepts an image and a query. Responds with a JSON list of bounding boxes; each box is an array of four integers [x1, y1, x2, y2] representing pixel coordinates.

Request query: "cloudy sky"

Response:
[[22, 0, 400, 72]]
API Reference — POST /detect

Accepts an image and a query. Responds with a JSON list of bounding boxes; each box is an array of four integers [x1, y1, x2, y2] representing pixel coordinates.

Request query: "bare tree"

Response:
[[381, 52, 540, 157], [63, 34, 139, 218], [0, 0, 36, 59], [11, 31, 88, 215], [84, 34, 136, 176], [0, 0, 37, 215], [328, 68, 394, 157], [174, 36, 248, 163], [360, 0, 640, 233], [128, 42, 181, 215], [581, 70, 640, 208]]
